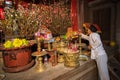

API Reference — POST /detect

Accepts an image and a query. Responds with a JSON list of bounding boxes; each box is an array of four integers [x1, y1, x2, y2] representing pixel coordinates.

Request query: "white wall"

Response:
[[116, 2, 120, 52]]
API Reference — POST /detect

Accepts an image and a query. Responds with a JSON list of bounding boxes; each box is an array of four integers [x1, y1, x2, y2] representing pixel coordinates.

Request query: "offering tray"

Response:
[[32, 51, 47, 57]]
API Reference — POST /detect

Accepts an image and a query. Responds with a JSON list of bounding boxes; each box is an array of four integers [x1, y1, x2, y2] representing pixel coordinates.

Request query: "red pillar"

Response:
[[0, 8, 4, 20], [71, 0, 78, 31]]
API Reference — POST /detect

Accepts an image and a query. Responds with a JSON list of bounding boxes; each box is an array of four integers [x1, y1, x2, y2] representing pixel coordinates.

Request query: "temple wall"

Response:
[[116, 1, 120, 52]]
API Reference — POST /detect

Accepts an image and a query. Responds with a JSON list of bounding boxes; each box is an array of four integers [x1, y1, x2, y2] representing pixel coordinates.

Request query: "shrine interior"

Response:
[[0, 0, 120, 80]]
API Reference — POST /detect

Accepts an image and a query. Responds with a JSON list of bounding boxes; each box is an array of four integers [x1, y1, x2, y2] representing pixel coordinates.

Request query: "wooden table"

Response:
[[1, 57, 98, 80]]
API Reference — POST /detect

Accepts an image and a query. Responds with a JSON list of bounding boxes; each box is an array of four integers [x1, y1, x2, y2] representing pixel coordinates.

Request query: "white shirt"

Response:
[[81, 33, 106, 59]]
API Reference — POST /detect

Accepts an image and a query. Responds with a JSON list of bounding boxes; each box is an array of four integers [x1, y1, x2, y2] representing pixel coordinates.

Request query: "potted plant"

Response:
[[0, 38, 35, 73]]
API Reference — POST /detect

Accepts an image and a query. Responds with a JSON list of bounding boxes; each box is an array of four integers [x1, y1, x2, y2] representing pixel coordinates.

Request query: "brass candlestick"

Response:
[[79, 35, 82, 65], [79, 35, 82, 55], [32, 51, 47, 72], [32, 38, 47, 72], [37, 38, 41, 52], [48, 42, 51, 51]]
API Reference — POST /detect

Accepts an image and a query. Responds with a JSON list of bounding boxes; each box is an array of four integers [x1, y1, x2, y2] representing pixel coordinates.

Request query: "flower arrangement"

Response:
[[3, 38, 29, 48], [0, 1, 71, 40], [48, 1, 71, 35], [0, 3, 51, 39]]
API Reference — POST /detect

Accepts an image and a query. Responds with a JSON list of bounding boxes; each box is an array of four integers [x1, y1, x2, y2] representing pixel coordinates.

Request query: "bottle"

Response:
[[44, 55, 48, 65]]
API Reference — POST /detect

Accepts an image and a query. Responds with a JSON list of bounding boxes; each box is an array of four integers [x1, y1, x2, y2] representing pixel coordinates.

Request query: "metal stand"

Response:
[[34, 52, 47, 72], [79, 35, 82, 55], [79, 35, 82, 66], [32, 38, 47, 72]]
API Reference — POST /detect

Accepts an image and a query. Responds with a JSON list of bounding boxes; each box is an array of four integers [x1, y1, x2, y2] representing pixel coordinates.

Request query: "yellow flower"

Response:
[[3, 40, 13, 48], [22, 39, 28, 46], [13, 38, 23, 48], [3, 38, 29, 48]]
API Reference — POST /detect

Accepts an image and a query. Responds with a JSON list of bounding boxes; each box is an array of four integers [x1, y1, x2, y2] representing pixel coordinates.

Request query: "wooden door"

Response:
[[93, 8, 111, 41]]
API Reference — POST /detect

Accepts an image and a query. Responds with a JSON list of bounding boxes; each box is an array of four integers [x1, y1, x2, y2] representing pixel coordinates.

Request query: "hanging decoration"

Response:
[[71, 0, 78, 31]]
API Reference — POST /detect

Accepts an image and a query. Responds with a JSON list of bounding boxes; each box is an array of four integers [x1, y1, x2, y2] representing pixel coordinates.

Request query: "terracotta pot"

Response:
[[0, 43, 35, 73]]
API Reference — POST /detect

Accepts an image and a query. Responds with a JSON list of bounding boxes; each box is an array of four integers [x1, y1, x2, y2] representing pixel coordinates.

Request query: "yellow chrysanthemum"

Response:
[[13, 38, 23, 48], [22, 39, 28, 46], [3, 40, 13, 48]]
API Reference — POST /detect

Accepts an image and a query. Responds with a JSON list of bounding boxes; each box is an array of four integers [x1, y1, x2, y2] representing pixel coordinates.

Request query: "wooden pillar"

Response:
[[78, 0, 85, 30]]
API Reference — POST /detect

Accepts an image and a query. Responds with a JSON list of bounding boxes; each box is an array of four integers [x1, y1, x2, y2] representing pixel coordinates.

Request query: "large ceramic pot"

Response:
[[0, 43, 35, 73]]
